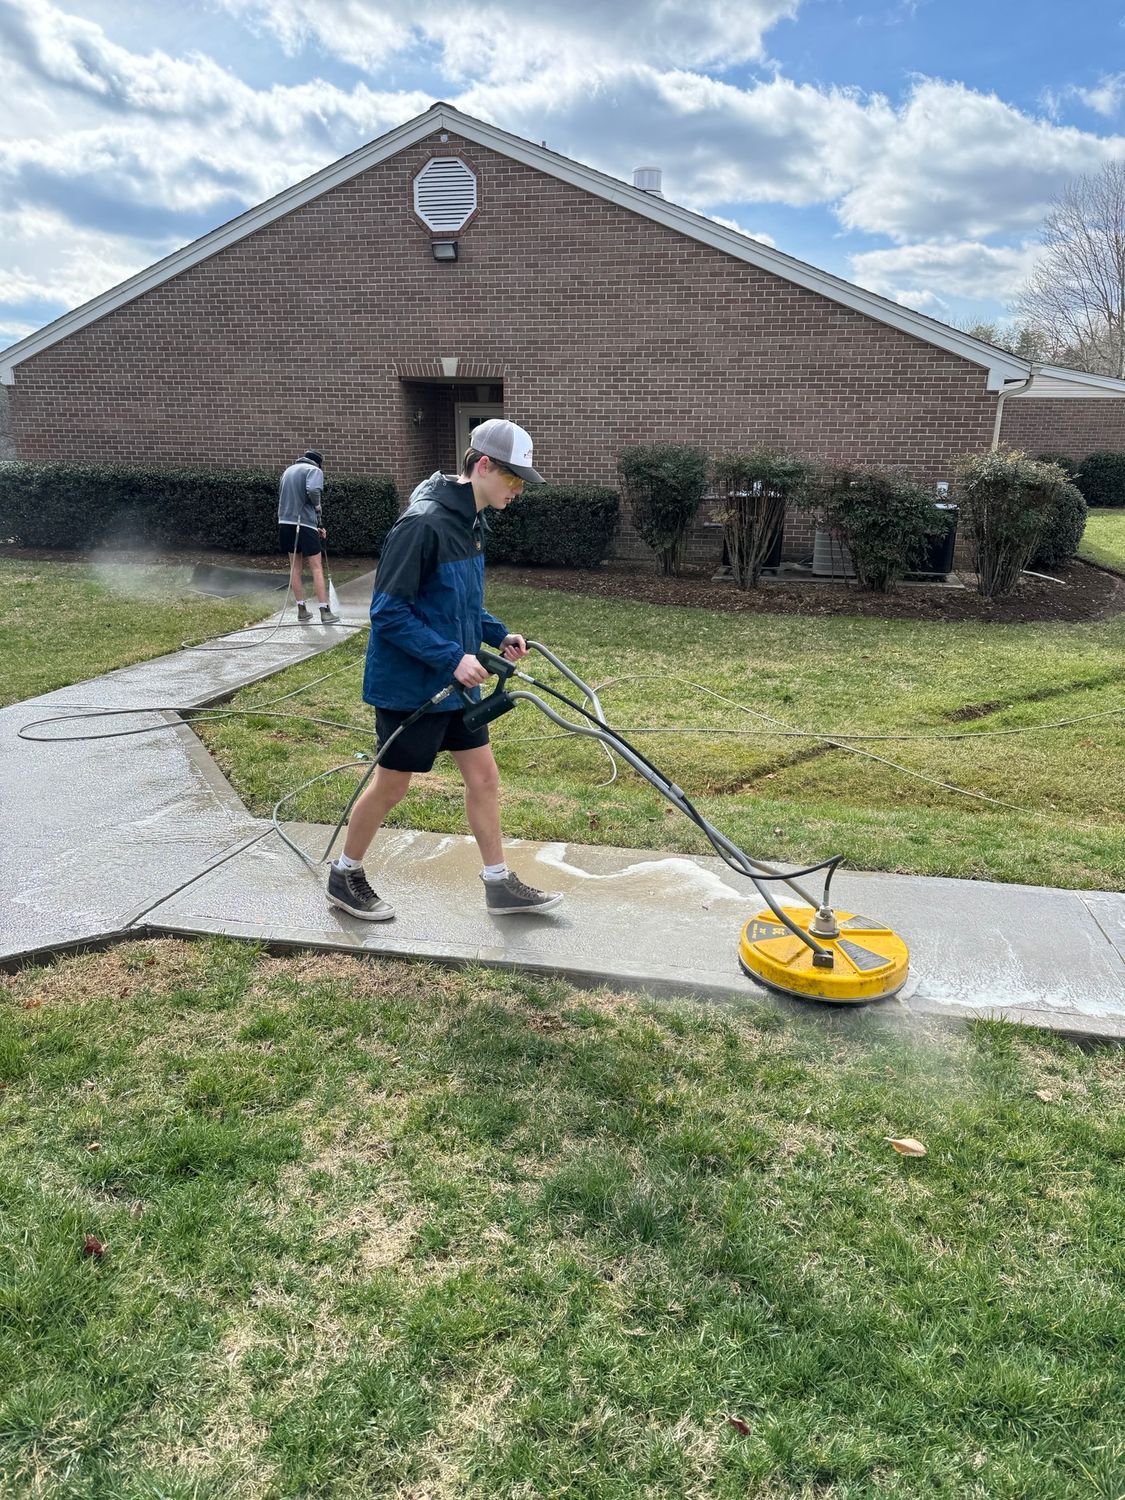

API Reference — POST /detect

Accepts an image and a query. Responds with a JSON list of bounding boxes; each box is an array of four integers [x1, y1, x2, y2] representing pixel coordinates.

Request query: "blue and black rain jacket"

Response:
[[362, 473, 509, 712]]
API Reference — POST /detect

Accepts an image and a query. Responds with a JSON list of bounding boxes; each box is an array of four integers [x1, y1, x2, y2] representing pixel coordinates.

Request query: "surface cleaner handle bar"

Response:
[[459, 648, 518, 731]]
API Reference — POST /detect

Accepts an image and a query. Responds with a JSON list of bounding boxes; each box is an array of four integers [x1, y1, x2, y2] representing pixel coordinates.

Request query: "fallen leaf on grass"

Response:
[[85, 1142, 100, 1153], [885, 1137, 927, 1157], [1034, 1089, 1055, 1103], [83, 1234, 105, 1259], [21, 999, 42, 1010], [726, 1416, 752, 1436]]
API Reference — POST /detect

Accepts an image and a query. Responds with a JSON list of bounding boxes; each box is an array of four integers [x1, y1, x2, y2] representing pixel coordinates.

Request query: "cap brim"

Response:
[[510, 463, 544, 484]]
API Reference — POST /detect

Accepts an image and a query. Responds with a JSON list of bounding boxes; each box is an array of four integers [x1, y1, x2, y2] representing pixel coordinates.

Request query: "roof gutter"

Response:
[[992, 364, 1039, 450]]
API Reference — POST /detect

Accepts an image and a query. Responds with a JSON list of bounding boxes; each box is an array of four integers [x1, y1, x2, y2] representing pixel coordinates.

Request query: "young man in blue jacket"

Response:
[[327, 419, 564, 922]]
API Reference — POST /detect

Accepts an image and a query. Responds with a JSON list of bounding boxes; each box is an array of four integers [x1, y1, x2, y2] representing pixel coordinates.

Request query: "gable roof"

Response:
[[3, 101, 1123, 396]]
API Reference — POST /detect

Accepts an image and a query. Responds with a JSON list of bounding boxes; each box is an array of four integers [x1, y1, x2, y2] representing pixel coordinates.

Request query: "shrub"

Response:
[[953, 448, 1066, 597], [0, 462, 398, 554], [712, 449, 812, 589], [616, 445, 709, 575], [1036, 452, 1078, 478], [1029, 479, 1088, 569], [1075, 450, 1125, 507], [804, 466, 949, 592], [484, 485, 619, 567]]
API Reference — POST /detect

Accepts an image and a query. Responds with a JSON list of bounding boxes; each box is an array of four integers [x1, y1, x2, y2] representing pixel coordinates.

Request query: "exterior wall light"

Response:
[[432, 240, 458, 262]]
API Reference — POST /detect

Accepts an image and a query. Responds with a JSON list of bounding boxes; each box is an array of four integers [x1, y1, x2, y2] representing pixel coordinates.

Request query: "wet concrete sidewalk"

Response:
[[1, 572, 373, 964], [3, 576, 1123, 1040]]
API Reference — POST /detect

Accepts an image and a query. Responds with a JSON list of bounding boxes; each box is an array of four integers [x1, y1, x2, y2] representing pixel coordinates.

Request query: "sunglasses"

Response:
[[491, 460, 525, 488]]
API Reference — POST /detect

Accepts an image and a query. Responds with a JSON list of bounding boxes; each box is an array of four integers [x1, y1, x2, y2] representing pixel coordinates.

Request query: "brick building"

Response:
[[3, 101, 1124, 567]]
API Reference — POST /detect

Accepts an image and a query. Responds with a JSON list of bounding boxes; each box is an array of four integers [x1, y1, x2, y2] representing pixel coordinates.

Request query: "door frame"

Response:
[[453, 402, 504, 469]]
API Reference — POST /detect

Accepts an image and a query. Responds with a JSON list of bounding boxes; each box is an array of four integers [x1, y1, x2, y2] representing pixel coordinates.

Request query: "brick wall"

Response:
[[1000, 397, 1125, 462], [11, 129, 1006, 564]]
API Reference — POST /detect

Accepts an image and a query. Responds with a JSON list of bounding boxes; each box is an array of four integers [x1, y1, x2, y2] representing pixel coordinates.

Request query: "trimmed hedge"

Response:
[[617, 445, 709, 575], [954, 448, 1063, 597], [483, 485, 620, 567], [1029, 479, 1088, 569], [1075, 450, 1125, 508], [0, 462, 399, 554], [805, 465, 948, 592], [1036, 452, 1078, 478]]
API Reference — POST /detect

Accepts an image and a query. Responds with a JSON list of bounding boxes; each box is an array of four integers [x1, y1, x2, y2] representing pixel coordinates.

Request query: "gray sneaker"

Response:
[[483, 871, 564, 916], [296, 603, 313, 624], [319, 605, 341, 625], [327, 863, 395, 921]]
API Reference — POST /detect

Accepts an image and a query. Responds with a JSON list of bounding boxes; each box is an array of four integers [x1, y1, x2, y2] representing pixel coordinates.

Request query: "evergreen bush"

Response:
[[805, 466, 949, 592], [1029, 479, 1088, 569], [616, 445, 709, 575], [1036, 452, 1078, 478], [712, 449, 811, 588], [953, 448, 1066, 597], [0, 462, 398, 554], [1075, 450, 1125, 507], [484, 485, 619, 567]]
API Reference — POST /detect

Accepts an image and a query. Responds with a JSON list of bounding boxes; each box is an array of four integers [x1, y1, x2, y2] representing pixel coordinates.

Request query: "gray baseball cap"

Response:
[[470, 418, 544, 484]]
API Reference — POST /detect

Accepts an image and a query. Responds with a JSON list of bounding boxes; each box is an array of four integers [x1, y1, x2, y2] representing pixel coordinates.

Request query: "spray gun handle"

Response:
[[457, 649, 518, 731], [475, 647, 516, 683]]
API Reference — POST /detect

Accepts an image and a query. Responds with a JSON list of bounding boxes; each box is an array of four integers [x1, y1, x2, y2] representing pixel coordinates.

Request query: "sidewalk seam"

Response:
[[122, 826, 275, 930]]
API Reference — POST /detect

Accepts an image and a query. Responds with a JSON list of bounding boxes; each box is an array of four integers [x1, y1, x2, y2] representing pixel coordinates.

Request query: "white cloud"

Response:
[[0, 207, 148, 308], [4, 0, 1125, 334], [455, 66, 880, 209], [849, 239, 1042, 305], [1070, 73, 1125, 118], [710, 215, 776, 246], [833, 79, 1125, 241], [215, 0, 800, 75]]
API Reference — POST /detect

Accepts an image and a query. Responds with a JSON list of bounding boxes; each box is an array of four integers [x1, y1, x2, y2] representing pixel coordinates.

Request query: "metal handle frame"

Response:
[[519, 643, 836, 958]]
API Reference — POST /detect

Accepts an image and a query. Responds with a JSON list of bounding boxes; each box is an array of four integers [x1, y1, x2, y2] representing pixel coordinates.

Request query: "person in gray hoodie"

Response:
[[277, 448, 339, 624]]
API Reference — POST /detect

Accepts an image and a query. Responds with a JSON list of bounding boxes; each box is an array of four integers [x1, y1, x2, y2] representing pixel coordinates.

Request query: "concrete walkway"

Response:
[[3, 571, 1123, 1040]]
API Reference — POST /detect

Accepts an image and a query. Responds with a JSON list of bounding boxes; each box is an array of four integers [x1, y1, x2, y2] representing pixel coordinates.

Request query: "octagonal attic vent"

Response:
[[413, 157, 477, 233]]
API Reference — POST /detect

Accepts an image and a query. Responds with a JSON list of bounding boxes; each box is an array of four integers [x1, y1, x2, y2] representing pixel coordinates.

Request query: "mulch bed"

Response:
[[490, 560, 1125, 625]]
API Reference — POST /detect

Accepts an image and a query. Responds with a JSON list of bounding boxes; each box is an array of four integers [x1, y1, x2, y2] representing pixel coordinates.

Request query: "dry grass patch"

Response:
[[2, 938, 209, 1009]]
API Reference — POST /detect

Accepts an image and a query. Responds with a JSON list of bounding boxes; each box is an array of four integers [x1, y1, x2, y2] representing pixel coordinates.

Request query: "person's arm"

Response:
[[307, 468, 325, 534], [370, 516, 464, 674], [480, 607, 509, 649]]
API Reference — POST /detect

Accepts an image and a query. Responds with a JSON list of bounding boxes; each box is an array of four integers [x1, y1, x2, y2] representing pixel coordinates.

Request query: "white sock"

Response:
[[481, 862, 509, 882], [335, 853, 363, 871], [295, 599, 306, 608]]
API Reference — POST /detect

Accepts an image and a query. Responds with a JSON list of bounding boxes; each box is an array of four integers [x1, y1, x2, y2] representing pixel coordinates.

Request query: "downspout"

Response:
[[991, 363, 1039, 450]]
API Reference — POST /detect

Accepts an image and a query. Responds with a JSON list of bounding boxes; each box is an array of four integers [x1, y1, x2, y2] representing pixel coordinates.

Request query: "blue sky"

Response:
[[2, 0, 1124, 352]]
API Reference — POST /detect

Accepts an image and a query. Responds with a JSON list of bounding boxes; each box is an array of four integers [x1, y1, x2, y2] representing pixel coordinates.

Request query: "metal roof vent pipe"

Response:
[[633, 167, 664, 197]]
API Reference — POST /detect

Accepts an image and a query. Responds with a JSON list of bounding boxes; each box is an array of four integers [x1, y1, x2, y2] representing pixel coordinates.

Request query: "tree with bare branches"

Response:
[[1015, 160, 1125, 378]]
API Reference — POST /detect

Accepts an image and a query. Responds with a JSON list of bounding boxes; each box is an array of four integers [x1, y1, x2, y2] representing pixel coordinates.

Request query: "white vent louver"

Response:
[[413, 157, 477, 232]]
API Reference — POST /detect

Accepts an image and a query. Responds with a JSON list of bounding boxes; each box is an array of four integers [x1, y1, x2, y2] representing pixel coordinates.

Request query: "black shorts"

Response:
[[375, 706, 489, 772], [279, 522, 322, 557]]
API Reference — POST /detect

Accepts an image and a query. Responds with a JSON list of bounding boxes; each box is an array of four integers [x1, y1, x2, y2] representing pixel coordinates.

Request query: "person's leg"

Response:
[[308, 553, 329, 607], [452, 743, 563, 914], [288, 549, 304, 598], [451, 745, 503, 866], [342, 766, 413, 862]]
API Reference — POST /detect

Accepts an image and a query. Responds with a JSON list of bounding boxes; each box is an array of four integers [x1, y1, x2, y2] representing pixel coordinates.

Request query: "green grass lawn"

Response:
[[1079, 508, 1125, 574], [2, 938, 1122, 1499], [0, 559, 280, 706], [196, 583, 1125, 891]]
